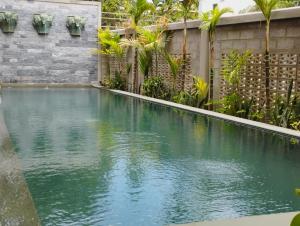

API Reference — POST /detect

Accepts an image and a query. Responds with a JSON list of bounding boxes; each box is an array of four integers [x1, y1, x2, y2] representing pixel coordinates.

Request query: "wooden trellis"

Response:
[[220, 53, 300, 107]]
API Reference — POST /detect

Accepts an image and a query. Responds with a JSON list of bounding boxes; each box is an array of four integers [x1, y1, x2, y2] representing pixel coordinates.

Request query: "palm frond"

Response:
[[120, 38, 141, 48], [138, 50, 153, 78], [200, 6, 233, 33], [128, 0, 155, 26], [253, 0, 280, 20]]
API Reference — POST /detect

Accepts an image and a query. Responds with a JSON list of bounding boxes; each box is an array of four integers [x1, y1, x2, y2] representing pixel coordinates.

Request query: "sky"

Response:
[[199, 0, 254, 13]]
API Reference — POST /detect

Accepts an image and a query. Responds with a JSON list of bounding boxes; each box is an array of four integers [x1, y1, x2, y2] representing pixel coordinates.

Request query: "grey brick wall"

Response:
[[0, 0, 100, 84]]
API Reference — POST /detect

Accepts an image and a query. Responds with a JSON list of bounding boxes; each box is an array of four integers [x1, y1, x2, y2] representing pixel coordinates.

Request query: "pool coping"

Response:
[[170, 212, 299, 226], [92, 85, 300, 139], [0, 113, 41, 225]]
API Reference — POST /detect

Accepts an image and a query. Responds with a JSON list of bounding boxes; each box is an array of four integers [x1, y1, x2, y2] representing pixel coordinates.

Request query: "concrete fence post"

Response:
[[199, 30, 209, 83]]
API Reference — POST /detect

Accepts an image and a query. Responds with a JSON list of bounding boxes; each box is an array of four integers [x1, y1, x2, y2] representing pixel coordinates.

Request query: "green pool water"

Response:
[[1, 88, 300, 226]]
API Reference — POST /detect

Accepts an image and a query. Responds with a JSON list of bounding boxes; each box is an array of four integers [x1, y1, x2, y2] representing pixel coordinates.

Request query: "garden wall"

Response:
[[0, 0, 101, 84], [109, 7, 300, 98]]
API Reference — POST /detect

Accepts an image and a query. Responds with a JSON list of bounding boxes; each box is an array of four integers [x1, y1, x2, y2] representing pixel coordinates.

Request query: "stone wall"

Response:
[[0, 0, 101, 84]]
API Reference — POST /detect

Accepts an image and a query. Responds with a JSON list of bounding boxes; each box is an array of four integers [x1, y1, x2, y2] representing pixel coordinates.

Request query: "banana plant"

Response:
[[0, 11, 18, 33], [33, 14, 53, 35], [66, 16, 86, 36]]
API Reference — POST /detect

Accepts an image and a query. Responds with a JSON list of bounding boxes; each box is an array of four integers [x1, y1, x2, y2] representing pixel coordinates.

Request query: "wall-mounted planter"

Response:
[[66, 16, 86, 36], [33, 13, 53, 35], [0, 11, 18, 33]]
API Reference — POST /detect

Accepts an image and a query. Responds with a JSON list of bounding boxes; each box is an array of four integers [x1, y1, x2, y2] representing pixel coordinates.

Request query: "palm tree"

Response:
[[121, 25, 168, 79], [200, 6, 233, 107], [178, 0, 199, 91], [253, 0, 279, 119], [163, 52, 182, 92], [126, 0, 155, 93], [138, 25, 169, 76]]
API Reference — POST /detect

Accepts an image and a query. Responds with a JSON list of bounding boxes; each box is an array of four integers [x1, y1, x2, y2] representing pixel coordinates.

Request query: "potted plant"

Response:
[[66, 16, 86, 36], [0, 11, 18, 33], [32, 13, 53, 35]]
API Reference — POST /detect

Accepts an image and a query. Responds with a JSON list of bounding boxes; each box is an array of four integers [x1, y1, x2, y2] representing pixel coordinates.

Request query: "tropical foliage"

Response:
[[200, 6, 233, 105], [173, 76, 208, 108], [98, 28, 126, 79], [164, 52, 183, 92], [142, 75, 170, 99], [105, 72, 127, 90], [178, 0, 199, 91], [221, 50, 251, 90], [270, 80, 300, 129], [253, 0, 280, 119], [215, 50, 258, 119]]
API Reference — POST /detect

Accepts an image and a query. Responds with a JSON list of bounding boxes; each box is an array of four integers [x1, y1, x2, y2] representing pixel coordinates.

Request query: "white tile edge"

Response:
[[92, 85, 300, 139]]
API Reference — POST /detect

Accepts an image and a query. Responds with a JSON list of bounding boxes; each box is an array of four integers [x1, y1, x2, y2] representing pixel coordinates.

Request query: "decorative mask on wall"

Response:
[[66, 16, 86, 36], [0, 11, 18, 33], [33, 13, 53, 35]]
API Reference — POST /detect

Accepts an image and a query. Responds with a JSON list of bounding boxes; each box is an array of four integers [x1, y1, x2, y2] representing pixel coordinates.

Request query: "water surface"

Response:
[[1, 88, 300, 226]]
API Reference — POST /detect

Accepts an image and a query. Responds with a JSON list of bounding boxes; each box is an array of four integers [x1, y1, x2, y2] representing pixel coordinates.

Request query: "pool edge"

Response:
[[92, 85, 300, 139], [0, 112, 41, 226], [1, 83, 93, 88], [169, 212, 299, 226]]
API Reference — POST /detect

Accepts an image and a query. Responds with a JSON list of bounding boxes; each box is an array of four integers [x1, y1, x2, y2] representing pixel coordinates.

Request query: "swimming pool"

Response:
[[1, 88, 300, 226]]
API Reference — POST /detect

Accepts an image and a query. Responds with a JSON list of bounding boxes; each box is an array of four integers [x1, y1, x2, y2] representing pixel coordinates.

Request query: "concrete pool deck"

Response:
[[171, 212, 299, 226]]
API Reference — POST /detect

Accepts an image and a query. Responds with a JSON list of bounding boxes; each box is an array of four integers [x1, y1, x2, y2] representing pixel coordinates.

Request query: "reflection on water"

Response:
[[1, 88, 300, 226]]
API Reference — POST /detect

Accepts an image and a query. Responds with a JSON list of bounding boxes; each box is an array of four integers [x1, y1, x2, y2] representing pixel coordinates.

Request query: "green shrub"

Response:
[[215, 50, 257, 119], [173, 76, 208, 108], [216, 93, 255, 119], [106, 72, 126, 90], [173, 91, 193, 105], [142, 75, 170, 99], [270, 80, 300, 129]]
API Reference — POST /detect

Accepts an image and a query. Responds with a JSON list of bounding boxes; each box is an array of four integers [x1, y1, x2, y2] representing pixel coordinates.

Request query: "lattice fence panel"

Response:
[[151, 53, 192, 91], [105, 52, 192, 90], [109, 55, 127, 78], [220, 52, 300, 108]]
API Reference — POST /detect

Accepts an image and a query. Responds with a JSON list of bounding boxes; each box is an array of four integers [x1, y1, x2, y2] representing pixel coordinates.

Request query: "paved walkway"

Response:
[[171, 212, 299, 226]]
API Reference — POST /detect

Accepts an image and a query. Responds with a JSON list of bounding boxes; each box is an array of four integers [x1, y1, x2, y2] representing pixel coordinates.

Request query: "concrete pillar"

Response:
[[199, 30, 209, 83]]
